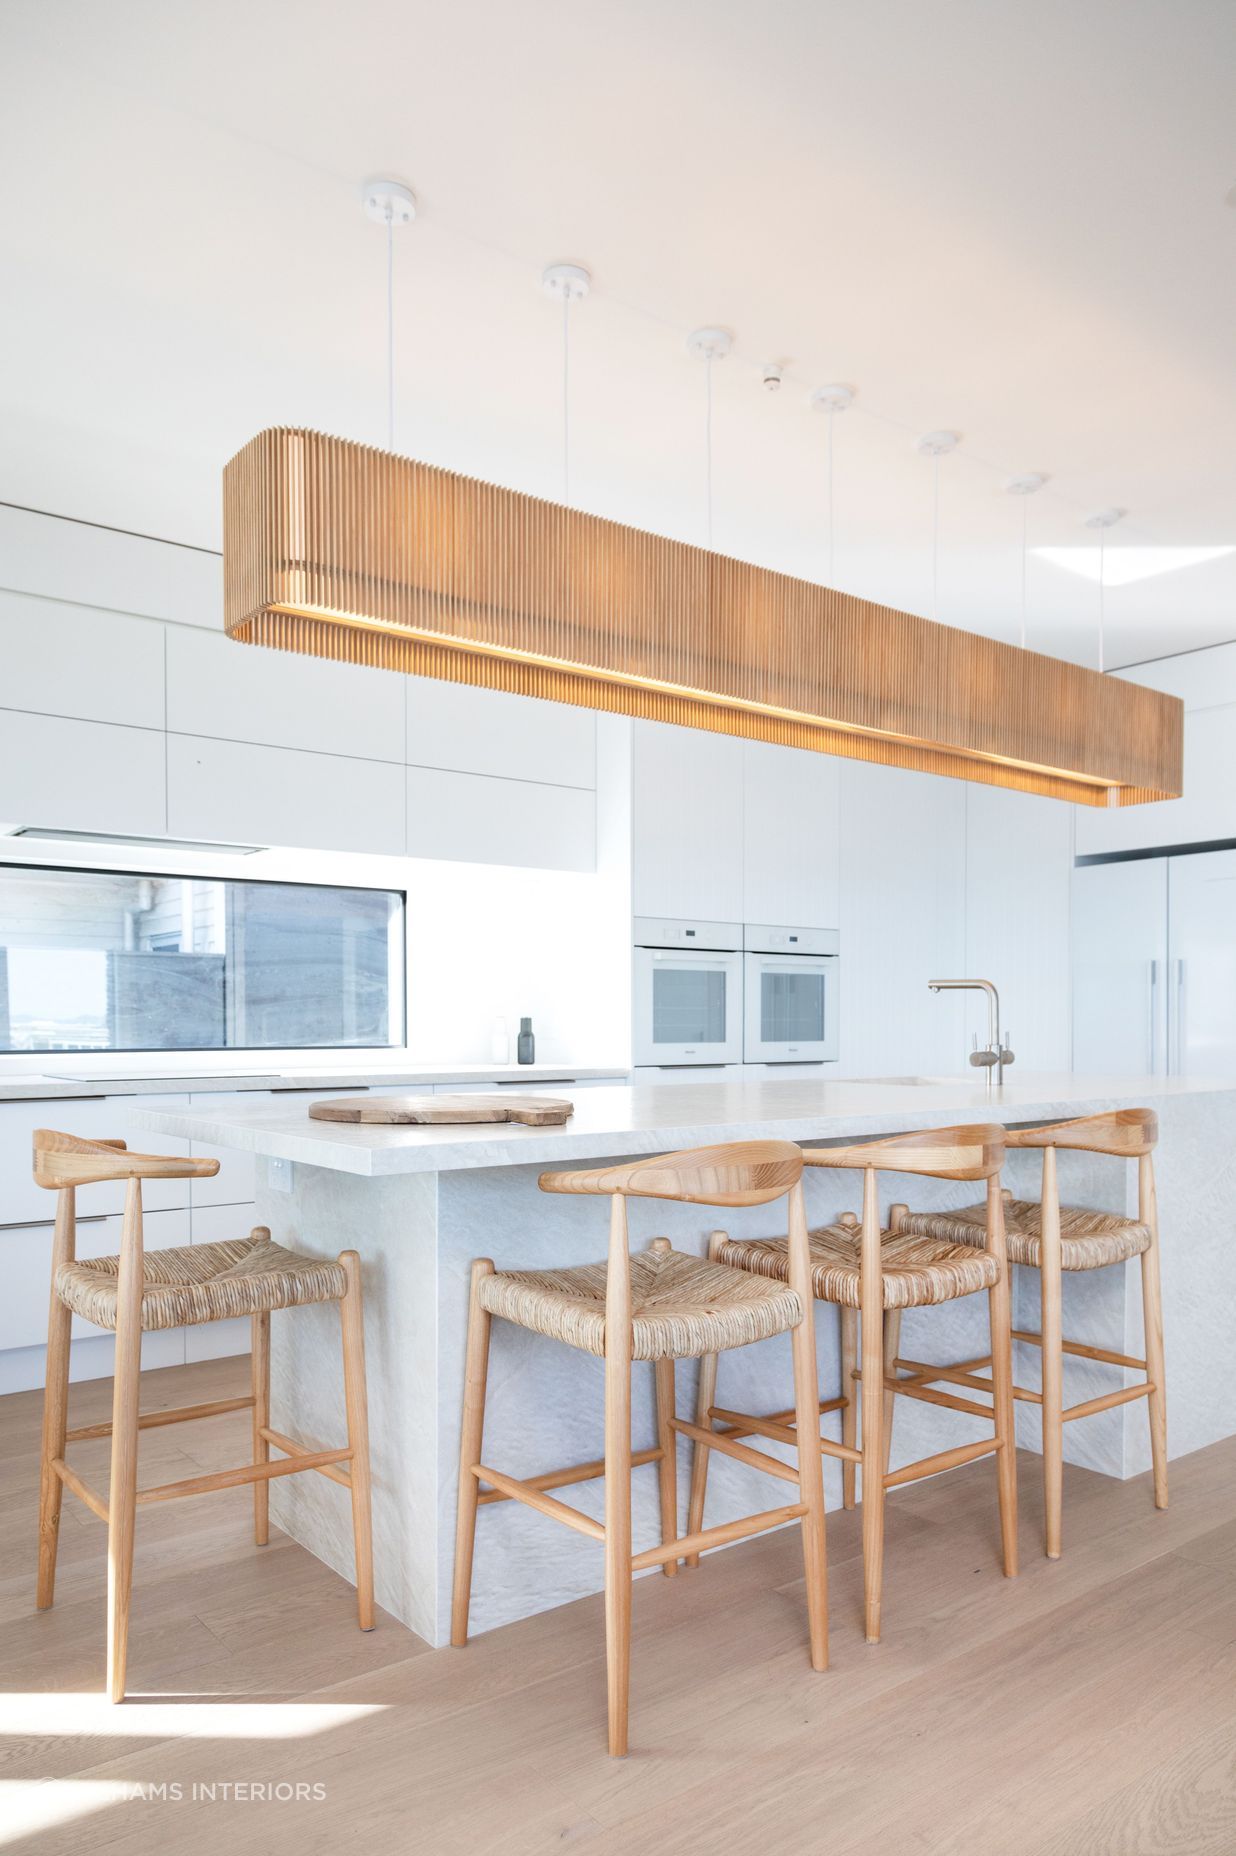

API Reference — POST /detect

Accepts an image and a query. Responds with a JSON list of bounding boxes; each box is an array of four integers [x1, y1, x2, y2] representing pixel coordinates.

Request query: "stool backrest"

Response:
[[801, 1124, 1005, 1182], [33, 1130, 220, 1192], [539, 1140, 803, 1208], [1005, 1109, 1157, 1156]]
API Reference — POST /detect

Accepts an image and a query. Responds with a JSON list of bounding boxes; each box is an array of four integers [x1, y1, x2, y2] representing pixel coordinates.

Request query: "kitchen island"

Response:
[[137, 1073, 1236, 1646]]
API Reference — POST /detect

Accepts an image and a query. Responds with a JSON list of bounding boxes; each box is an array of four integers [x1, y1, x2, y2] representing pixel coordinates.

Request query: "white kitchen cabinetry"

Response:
[[408, 680, 596, 789], [836, 761, 967, 1077], [0, 591, 165, 729], [964, 786, 1073, 1069], [0, 1209, 187, 1393], [742, 742, 840, 927], [406, 766, 595, 871], [633, 1063, 743, 1085], [0, 709, 166, 838], [1075, 705, 1234, 858], [186, 1200, 262, 1363], [167, 733, 405, 856], [167, 625, 406, 764], [0, 1094, 190, 1227], [187, 1089, 269, 1207], [1071, 860, 1168, 1074], [632, 723, 745, 921], [1165, 850, 1236, 1077]]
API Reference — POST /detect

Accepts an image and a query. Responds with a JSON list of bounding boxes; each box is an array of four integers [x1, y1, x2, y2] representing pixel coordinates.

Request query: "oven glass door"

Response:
[[744, 954, 839, 1061], [634, 949, 743, 1065]]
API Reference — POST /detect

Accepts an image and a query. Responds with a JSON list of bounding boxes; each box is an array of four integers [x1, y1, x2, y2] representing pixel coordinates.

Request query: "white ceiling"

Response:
[[3, 0, 1234, 669]]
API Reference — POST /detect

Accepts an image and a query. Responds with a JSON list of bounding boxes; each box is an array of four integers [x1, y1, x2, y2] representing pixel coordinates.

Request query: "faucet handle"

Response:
[[969, 1046, 998, 1068]]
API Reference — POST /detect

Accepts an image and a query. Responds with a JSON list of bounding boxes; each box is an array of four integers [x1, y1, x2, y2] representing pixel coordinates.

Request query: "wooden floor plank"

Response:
[[1, 1356, 1234, 1856]]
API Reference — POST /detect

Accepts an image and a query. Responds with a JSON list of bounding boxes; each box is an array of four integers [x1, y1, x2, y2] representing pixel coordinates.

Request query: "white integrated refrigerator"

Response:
[[1073, 848, 1236, 1076]]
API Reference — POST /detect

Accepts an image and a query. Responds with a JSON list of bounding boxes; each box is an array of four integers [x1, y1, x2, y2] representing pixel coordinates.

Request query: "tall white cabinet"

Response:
[[1072, 848, 1236, 1078]]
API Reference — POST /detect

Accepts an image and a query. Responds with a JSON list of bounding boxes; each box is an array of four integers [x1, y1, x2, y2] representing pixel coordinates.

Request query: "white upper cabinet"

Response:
[[167, 625, 406, 764], [407, 680, 595, 789], [964, 785, 1073, 1069], [742, 741, 840, 927], [406, 766, 595, 871], [0, 503, 221, 629], [167, 734, 405, 855], [0, 592, 164, 729], [1075, 645, 1236, 858], [0, 709, 166, 838], [632, 722, 745, 921]]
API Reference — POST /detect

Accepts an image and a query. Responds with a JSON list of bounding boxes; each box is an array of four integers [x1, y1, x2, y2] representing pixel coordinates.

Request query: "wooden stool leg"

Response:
[[450, 1259, 494, 1647], [251, 1310, 271, 1547], [37, 1296, 72, 1610], [881, 1306, 903, 1482], [840, 1305, 858, 1510], [107, 1180, 143, 1703], [859, 1170, 885, 1643], [604, 1196, 633, 1757], [987, 1182, 1019, 1579], [653, 1358, 678, 1577], [38, 1186, 76, 1609], [339, 1252, 375, 1631], [684, 1232, 726, 1569], [1040, 1148, 1064, 1559], [684, 1351, 717, 1570], [788, 1182, 829, 1672], [1139, 1154, 1168, 1510]]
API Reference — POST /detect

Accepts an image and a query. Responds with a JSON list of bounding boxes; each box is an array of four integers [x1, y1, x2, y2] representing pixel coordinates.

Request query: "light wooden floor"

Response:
[[2, 1357, 1234, 1855]]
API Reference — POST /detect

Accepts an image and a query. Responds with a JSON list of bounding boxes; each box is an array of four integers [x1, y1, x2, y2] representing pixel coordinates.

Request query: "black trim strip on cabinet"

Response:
[[1075, 837, 1236, 868]]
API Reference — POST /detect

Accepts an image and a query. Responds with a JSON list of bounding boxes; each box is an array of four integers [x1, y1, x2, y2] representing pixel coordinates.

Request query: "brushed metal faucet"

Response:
[[928, 978, 1015, 1086]]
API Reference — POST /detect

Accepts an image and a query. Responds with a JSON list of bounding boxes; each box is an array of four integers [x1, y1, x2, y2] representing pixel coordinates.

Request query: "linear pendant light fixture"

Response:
[[222, 427, 1181, 807]]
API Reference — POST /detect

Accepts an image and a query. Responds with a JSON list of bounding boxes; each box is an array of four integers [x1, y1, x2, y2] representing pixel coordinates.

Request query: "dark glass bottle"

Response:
[[517, 1016, 535, 1064]]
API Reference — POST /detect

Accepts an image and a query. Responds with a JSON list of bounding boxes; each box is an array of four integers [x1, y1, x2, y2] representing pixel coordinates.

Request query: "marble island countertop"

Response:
[[133, 1071, 1236, 1177]]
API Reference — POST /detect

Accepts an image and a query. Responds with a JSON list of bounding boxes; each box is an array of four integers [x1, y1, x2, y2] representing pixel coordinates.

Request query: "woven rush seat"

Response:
[[55, 1233, 347, 1332], [477, 1244, 802, 1360], [897, 1200, 1152, 1272], [715, 1223, 1000, 1310]]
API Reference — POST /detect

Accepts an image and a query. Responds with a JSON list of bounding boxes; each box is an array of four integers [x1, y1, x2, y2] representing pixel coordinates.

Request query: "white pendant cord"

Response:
[[705, 351, 715, 549], [1020, 496, 1028, 651], [827, 407, 836, 585], [1098, 526, 1106, 673], [561, 288, 572, 504], [385, 205, 396, 453], [931, 452, 940, 622]]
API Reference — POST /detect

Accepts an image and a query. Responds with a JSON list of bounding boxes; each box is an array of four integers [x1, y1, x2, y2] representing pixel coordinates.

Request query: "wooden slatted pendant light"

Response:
[[222, 427, 1182, 807]]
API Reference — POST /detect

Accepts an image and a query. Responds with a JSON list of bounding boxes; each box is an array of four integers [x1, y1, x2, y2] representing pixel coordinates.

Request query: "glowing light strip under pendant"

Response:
[[222, 428, 1182, 808]]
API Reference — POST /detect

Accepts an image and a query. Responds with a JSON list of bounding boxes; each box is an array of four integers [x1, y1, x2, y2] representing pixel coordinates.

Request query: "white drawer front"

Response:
[[0, 1095, 191, 1226], [188, 1090, 271, 1207], [0, 1207, 189, 1351]]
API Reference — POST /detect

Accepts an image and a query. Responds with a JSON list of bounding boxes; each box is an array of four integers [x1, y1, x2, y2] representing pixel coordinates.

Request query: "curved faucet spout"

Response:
[[927, 979, 1008, 1085]]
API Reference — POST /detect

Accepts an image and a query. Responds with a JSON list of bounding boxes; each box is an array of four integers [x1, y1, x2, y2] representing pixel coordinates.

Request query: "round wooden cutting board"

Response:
[[308, 1093, 574, 1127]]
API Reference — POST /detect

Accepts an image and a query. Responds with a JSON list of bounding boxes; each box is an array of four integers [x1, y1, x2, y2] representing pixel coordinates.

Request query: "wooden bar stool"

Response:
[[893, 1108, 1167, 1557], [689, 1125, 1018, 1643], [450, 1140, 829, 1757], [33, 1130, 375, 1700]]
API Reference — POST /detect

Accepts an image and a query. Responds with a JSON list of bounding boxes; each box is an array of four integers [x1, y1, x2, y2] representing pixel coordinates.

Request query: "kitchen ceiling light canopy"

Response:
[[223, 428, 1182, 807]]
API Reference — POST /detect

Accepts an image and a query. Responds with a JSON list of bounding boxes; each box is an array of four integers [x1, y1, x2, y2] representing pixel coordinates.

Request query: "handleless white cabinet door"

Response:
[[1071, 859, 1168, 1074], [0, 592, 165, 728], [742, 742, 840, 928], [406, 765, 596, 871], [407, 679, 596, 788], [187, 1090, 273, 1207], [632, 723, 744, 921], [964, 785, 1072, 1071], [1168, 849, 1236, 1076], [167, 734, 406, 855], [0, 710, 166, 839]]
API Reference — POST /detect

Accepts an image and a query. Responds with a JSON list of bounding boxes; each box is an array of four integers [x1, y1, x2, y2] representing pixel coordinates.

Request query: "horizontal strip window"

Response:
[[0, 862, 405, 1055], [1075, 837, 1236, 867]]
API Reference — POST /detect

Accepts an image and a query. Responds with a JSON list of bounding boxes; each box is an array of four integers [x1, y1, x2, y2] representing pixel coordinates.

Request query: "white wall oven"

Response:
[[743, 924, 839, 1063], [633, 918, 743, 1067]]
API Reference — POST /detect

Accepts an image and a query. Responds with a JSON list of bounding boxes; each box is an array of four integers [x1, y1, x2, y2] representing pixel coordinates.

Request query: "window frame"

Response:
[[0, 859, 408, 1057]]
